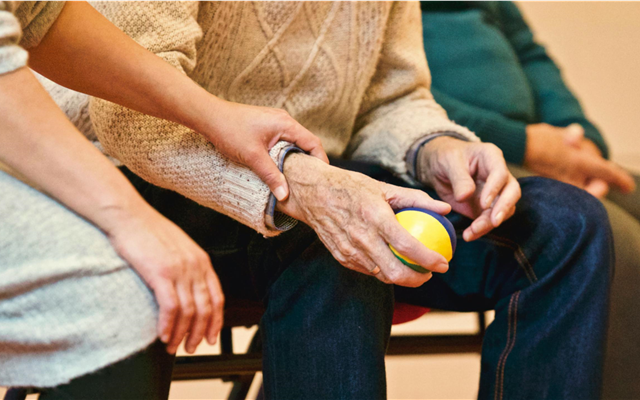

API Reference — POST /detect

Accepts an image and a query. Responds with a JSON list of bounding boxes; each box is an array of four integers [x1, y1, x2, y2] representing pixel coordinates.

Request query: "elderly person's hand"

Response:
[[276, 153, 452, 287], [524, 123, 635, 198], [416, 137, 522, 242]]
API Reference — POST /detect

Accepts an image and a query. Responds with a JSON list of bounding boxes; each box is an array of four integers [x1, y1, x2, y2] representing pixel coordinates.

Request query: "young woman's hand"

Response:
[[29, 2, 328, 203], [101, 203, 224, 355], [199, 101, 329, 201]]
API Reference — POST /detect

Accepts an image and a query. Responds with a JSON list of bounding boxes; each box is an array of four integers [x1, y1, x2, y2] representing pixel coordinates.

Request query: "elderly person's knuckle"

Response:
[[391, 237, 412, 256], [350, 229, 371, 248], [336, 239, 356, 257]]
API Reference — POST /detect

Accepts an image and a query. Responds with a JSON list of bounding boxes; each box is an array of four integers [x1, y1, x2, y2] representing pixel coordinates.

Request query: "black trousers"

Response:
[[37, 340, 174, 399]]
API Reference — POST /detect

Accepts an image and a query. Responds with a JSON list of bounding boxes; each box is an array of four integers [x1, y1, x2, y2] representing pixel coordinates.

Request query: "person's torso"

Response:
[[421, 1, 536, 123], [191, 1, 394, 156]]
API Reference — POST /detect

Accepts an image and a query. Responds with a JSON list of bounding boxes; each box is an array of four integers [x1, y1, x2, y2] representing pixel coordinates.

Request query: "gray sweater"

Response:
[[0, 2, 158, 387]]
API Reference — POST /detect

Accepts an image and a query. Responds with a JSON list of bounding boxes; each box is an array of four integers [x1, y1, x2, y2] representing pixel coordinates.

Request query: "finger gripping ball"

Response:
[[390, 208, 456, 274]]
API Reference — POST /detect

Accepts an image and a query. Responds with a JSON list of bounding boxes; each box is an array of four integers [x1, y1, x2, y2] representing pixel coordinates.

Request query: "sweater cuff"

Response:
[[406, 131, 472, 180], [478, 117, 528, 165], [264, 144, 302, 232], [0, 44, 27, 75], [16, 2, 66, 50]]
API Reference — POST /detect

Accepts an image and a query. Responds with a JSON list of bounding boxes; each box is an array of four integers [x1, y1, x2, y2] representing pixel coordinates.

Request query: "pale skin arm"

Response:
[[524, 123, 635, 199], [28, 2, 327, 201], [0, 67, 221, 354]]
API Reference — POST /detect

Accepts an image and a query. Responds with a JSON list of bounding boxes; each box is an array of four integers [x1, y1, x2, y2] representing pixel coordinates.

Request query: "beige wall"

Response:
[[517, 1, 640, 172]]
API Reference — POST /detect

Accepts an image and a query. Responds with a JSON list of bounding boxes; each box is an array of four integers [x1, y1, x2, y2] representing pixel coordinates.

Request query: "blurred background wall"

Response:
[[518, 1, 640, 172]]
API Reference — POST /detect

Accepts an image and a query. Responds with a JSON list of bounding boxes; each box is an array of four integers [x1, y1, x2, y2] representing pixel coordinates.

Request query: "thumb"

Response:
[[563, 123, 584, 148], [247, 152, 290, 201]]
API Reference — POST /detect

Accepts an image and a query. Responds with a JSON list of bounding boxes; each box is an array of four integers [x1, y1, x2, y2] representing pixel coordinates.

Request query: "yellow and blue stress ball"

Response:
[[390, 208, 457, 274]]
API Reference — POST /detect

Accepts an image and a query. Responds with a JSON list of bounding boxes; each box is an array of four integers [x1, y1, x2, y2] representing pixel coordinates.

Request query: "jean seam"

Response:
[[484, 234, 539, 284], [495, 290, 521, 400]]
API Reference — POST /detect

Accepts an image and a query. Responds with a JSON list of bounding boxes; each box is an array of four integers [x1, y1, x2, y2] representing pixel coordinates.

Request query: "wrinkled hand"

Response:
[[417, 137, 521, 242], [102, 204, 224, 355], [276, 153, 452, 287], [201, 101, 329, 201], [525, 123, 635, 198]]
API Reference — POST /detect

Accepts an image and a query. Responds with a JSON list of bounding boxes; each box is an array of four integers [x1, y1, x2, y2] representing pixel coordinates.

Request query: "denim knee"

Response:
[[516, 177, 614, 281]]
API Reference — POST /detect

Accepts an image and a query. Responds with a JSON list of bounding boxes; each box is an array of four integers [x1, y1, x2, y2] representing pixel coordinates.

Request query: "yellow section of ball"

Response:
[[390, 210, 453, 264]]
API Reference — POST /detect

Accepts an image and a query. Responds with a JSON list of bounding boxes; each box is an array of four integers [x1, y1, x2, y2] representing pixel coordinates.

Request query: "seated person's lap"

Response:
[[119, 163, 611, 399], [0, 171, 158, 388]]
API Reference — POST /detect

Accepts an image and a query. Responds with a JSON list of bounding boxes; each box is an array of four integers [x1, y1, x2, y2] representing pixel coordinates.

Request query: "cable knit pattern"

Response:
[[72, 1, 477, 237]]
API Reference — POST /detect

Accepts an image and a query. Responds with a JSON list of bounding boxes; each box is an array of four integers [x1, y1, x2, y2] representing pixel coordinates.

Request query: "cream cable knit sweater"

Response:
[[52, 1, 478, 237]]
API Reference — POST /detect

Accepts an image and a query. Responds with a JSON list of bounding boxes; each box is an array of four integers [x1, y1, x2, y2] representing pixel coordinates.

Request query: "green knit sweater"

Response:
[[420, 1, 608, 164]]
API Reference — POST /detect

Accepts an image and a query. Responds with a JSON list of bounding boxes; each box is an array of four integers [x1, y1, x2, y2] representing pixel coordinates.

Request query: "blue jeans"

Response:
[[121, 164, 613, 400]]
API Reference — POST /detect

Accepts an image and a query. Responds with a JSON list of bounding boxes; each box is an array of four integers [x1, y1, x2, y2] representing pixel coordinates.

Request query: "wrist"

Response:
[[92, 193, 156, 237], [416, 136, 461, 184], [180, 91, 228, 139], [275, 152, 329, 222]]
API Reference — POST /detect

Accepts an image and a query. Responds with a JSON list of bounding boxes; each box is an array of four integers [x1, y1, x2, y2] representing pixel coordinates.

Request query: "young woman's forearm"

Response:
[[1, 67, 225, 352], [27, 2, 219, 136], [0, 67, 148, 232], [25, 1, 327, 201]]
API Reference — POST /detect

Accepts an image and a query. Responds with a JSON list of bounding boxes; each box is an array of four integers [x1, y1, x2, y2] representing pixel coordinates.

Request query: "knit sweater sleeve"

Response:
[[0, 1, 64, 75], [497, 2, 609, 159], [88, 1, 289, 237], [347, 1, 478, 184]]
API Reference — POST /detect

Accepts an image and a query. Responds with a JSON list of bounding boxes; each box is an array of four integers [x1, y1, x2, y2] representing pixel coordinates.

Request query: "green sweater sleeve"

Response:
[[496, 2, 609, 158], [431, 87, 528, 164]]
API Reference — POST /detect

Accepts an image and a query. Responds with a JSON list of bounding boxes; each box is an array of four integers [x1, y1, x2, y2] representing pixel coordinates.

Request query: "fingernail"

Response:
[[484, 196, 493, 209], [274, 186, 287, 201], [495, 211, 505, 226]]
